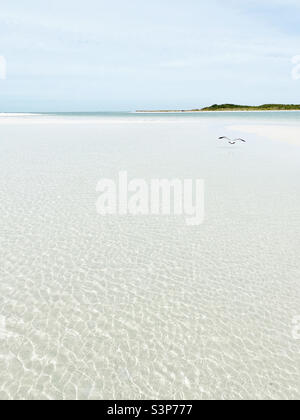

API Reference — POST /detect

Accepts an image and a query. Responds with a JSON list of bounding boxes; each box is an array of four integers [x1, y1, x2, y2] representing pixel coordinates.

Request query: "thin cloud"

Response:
[[0, 1, 300, 109]]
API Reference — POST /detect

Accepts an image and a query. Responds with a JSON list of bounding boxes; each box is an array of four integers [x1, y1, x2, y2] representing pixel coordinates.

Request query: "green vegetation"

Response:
[[201, 104, 300, 111], [137, 104, 300, 112]]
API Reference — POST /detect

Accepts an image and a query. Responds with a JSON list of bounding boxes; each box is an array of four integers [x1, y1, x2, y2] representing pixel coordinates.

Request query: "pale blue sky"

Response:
[[0, 0, 300, 111]]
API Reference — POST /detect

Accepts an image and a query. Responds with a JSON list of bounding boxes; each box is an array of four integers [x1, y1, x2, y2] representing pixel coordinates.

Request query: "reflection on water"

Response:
[[0, 116, 299, 400]]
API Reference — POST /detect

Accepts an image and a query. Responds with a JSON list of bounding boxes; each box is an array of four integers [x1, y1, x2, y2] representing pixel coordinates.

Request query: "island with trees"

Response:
[[136, 104, 300, 112]]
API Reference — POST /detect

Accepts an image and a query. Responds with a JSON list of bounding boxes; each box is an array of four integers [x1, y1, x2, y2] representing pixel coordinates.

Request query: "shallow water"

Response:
[[0, 114, 300, 400]]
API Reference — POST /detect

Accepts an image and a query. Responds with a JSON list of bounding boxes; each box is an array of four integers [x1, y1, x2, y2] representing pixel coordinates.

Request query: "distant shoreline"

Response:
[[136, 104, 300, 113], [135, 110, 300, 114]]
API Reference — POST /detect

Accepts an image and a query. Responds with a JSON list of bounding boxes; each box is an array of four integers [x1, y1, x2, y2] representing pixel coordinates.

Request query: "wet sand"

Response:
[[230, 124, 300, 146]]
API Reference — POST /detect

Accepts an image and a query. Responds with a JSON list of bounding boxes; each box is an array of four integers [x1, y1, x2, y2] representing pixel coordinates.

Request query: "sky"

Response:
[[0, 0, 300, 111]]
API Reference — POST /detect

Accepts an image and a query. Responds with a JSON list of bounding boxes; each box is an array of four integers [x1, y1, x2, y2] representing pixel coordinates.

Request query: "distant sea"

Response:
[[1, 110, 300, 122]]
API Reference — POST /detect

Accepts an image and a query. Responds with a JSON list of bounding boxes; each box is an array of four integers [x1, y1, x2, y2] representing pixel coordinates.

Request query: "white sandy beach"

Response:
[[230, 124, 300, 146], [0, 113, 299, 400]]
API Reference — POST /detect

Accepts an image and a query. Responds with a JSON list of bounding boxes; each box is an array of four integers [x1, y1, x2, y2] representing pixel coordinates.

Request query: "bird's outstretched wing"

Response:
[[219, 136, 246, 145]]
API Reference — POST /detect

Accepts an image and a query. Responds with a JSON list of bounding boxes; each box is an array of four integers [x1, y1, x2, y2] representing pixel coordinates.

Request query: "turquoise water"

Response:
[[2, 111, 300, 123], [0, 113, 299, 400]]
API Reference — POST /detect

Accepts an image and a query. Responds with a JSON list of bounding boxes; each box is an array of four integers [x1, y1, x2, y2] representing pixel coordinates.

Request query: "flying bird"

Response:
[[219, 136, 246, 145]]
